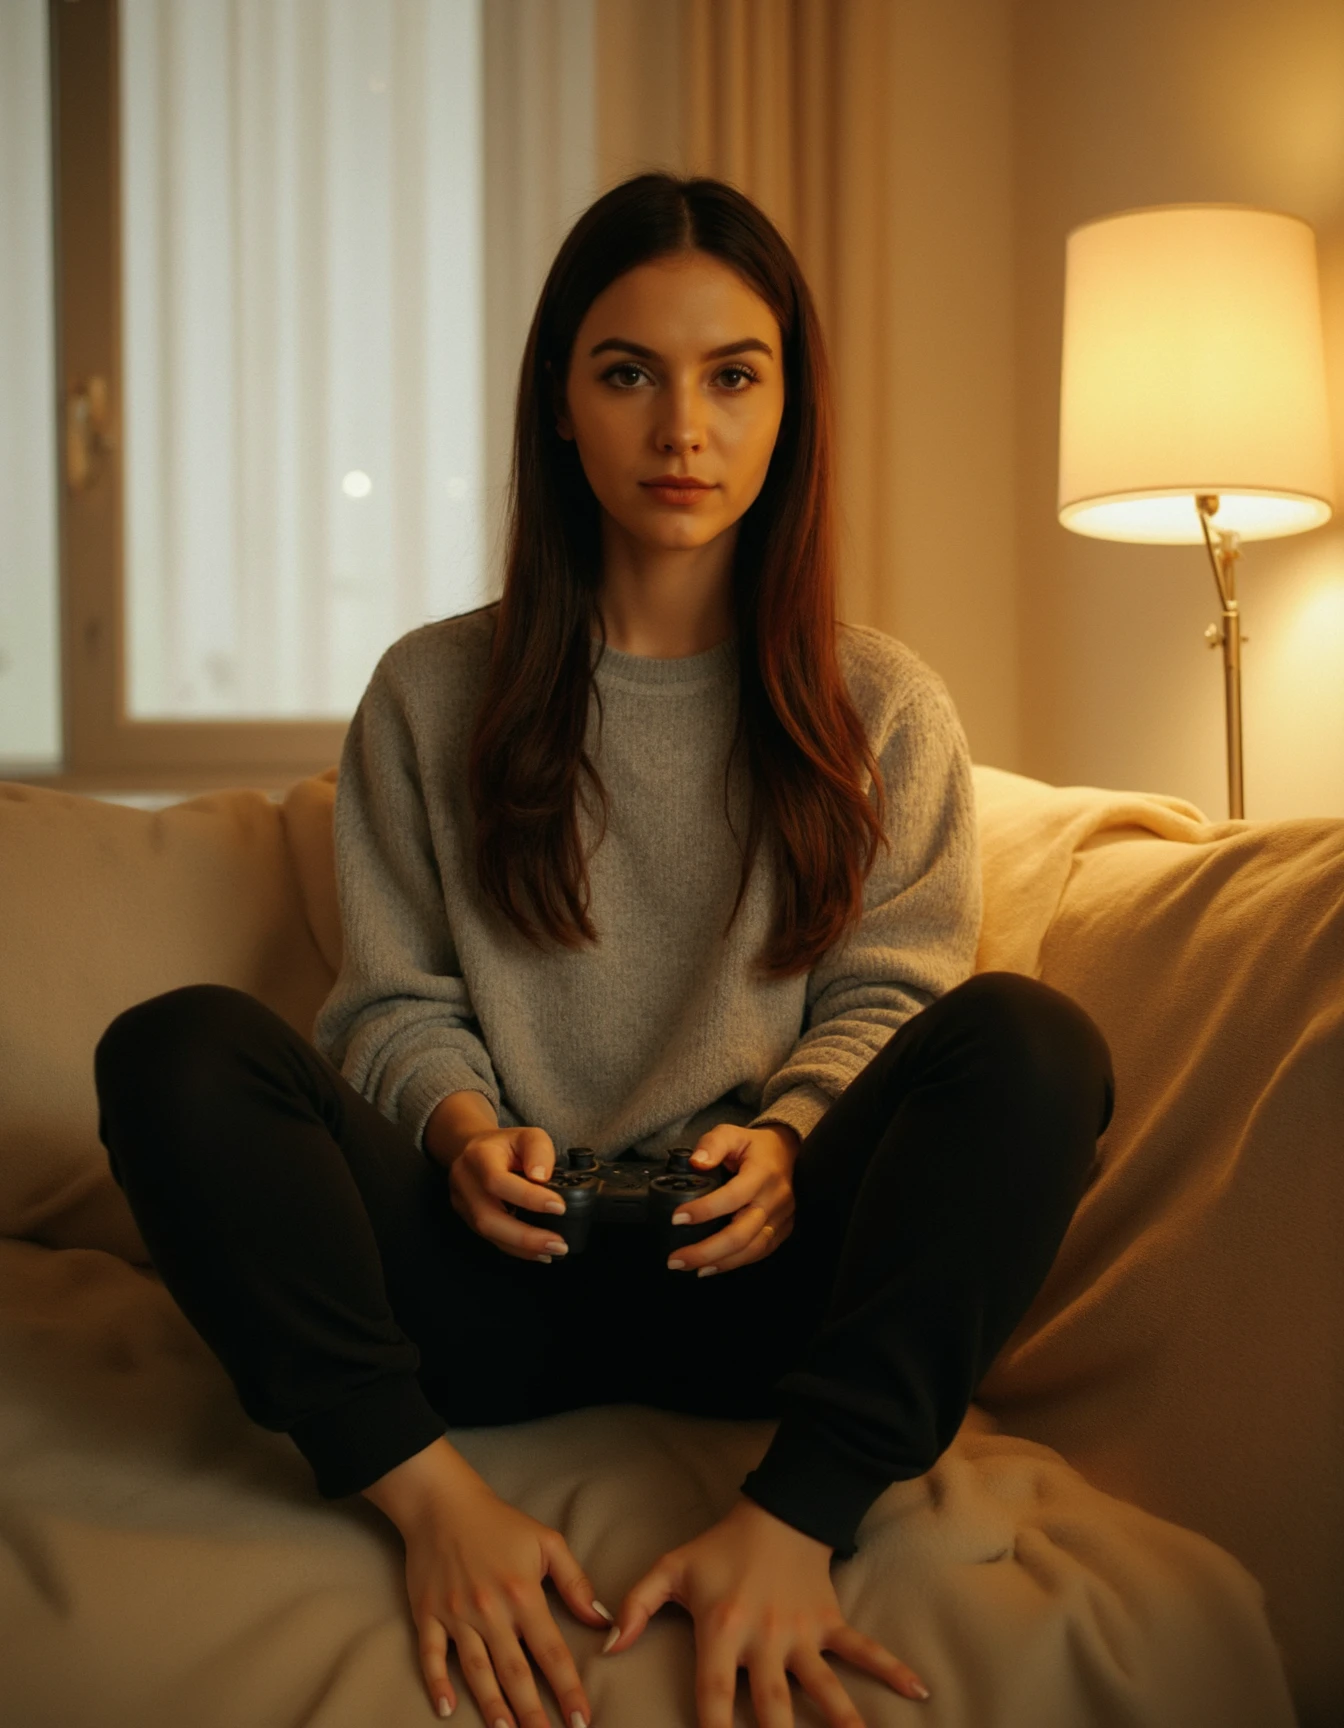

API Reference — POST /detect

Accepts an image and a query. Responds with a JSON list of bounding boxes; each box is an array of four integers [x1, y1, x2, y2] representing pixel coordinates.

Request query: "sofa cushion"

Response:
[[972, 772, 1344, 1728], [0, 781, 336, 1259]]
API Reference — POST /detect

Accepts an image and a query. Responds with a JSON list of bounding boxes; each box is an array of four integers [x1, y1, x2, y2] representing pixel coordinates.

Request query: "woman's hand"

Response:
[[446, 1125, 573, 1262], [600, 1496, 931, 1727], [669, 1124, 802, 1276], [395, 1467, 613, 1725]]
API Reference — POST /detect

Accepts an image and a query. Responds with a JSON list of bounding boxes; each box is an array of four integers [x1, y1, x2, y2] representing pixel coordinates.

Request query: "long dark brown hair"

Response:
[[466, 171, 887, 978]]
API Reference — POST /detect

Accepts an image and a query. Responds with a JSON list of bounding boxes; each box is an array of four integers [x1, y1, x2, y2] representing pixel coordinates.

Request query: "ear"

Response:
[[545, 359, 573, 441]]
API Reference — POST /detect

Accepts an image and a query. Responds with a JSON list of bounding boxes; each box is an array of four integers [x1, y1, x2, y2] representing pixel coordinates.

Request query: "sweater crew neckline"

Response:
[[591, 632, 738, 688]]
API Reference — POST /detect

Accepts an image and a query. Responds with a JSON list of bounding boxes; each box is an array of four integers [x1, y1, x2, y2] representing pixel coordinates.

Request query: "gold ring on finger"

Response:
[[761, 1223, 775, 1240]]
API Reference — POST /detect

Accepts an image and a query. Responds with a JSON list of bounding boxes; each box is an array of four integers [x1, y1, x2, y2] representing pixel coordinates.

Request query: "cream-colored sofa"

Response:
[[1, 762, 1339, 1728]]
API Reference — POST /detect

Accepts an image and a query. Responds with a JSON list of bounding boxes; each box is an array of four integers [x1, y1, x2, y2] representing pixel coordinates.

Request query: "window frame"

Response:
[[24, 0, 345, 796]]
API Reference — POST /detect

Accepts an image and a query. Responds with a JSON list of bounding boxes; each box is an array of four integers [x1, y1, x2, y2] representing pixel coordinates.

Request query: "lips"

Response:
[[642, 477, 713, 490]]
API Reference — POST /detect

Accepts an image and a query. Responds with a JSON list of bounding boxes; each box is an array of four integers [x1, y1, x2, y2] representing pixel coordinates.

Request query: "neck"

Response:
[[594, 512, 736, 657]]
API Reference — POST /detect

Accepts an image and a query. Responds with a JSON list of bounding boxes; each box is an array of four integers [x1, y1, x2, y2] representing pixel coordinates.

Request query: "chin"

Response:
[[619, 516, 721, 550]]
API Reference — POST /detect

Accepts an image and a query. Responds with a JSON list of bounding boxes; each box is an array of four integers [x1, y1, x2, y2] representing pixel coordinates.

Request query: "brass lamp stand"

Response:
[[1195, 495, 1249, 821]]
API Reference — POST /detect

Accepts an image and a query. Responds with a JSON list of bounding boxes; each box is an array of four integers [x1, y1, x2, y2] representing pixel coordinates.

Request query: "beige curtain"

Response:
[[681, 0, 893, 637], [482, 0, 598, 576], [589, 0, 1019, 764]]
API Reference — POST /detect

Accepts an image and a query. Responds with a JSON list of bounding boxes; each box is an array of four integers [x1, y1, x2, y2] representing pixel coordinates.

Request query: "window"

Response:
[[3, 0, 498, 795]]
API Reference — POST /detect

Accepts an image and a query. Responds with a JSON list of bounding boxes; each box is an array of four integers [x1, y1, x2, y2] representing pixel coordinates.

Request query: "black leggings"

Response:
[[93, 970, 1114, 1559]]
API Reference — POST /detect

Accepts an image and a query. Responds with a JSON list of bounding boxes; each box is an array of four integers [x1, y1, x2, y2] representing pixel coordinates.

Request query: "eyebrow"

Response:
[[588, 337, 774, 361]]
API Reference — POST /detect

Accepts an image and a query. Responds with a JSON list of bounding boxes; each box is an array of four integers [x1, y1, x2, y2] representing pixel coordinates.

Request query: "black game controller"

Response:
[[507, 1146, 731, 1260]]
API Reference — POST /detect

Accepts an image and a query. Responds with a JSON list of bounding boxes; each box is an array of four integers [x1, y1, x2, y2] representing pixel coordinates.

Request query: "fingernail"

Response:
[[536, 1255, 552, 1263], [546, 1240, 568, 1254], [591, 1599, 614, 1622], [571, 1714, 588, 1728], [437, 1699, 453, 1719], [912, 1680, 931, 1699], [670, 1211, 690, 1225], [601, 1625, 621, 1654], [544, 1200, 565, 1214], [529, 1166, 547, 1180], [667, 1258, 686, 1270], [697, 1265, 720, 1277]]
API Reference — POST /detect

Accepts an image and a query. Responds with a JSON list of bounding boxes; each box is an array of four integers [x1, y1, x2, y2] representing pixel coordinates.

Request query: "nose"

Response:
[[655, 374, 707, 456]]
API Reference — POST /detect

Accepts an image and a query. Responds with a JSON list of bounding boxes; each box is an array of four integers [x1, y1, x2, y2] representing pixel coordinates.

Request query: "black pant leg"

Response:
[[663, 971, 1114, 1556], [93, 982, 585, 1498]]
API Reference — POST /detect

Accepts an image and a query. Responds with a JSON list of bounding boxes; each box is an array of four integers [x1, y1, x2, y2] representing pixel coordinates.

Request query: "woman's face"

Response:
[[554, 250, 786, 554]]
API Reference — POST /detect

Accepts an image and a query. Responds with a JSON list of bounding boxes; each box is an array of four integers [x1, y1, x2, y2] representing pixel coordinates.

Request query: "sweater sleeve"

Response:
[[749, 666, 982, 1145], [310, 649, 501, 1151]]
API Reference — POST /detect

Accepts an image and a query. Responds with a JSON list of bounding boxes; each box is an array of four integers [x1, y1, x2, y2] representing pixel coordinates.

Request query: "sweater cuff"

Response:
[[739, 1409, 896, 1560], [750, 1082, 834, 1146], [397, 1062, 500, 1153]]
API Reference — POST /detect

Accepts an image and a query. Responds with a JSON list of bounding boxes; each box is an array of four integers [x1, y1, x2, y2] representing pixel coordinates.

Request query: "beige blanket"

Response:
[[0, 1236, 1293, 1728], [971, 764, 1220, 975], [2, 766, 1333, 1727]]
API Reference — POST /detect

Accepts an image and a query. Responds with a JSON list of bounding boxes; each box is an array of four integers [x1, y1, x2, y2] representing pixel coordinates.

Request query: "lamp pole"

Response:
[[1195, 494, 1247, 820]]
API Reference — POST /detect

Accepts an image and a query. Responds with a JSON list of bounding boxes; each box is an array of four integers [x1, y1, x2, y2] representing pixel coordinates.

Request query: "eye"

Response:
[[717, 364, 760, 390], [601, 362, 649, 388]]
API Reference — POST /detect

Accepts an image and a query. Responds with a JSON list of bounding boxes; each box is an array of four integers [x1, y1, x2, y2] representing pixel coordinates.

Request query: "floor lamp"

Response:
[[1056, 204, 1336, 819]]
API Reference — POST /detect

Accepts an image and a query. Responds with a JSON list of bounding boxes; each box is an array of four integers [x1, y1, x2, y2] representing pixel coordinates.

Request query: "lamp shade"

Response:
[[1057, 204, 1336, 543]]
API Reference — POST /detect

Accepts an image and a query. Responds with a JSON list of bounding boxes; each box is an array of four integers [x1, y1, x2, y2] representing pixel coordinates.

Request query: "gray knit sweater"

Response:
[[311, 605, 982, 1161]]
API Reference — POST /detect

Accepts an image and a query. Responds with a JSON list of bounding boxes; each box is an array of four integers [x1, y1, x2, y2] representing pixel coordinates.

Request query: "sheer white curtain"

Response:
[[0, 0, 61, 768], [120, 0, 489, 719]]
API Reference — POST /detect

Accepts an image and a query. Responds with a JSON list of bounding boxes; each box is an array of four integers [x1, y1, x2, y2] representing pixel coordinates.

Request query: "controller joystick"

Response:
[[507, 1145, 730, 1261]]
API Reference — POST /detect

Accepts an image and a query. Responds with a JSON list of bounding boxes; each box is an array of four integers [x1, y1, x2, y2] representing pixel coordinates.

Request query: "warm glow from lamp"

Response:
[[1058, 205, 1336, 543]]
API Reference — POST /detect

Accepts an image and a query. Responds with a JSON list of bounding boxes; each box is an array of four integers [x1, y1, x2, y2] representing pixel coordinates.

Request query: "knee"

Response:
[[94, 982, 266, 1107], [936, 971, 1116, 1142]]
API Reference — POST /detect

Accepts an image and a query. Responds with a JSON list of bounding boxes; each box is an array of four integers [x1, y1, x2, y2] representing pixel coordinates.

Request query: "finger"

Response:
[[789, 1648, 870, 1727], [418, 1616, 457, 1720], [539, 1527, 616, 1630], [669, 1204, 772, 1272], [464, 1142, 567, 1228], [705, 1204, 775, 1262], [479, 1604, 553, 1728], [486, 1161, 567, 1216], [451, 1619, 521, 1728], [692, 1617, 745, 1728], [514, 1598, 593, 1728], [823, 1622, 932, 1701], [746, 1648, 799, 1728], [672, 1164, 769, 1227], [690, 1125, 747, 1168], [515, 1125, 557, 1183], [710, 1212, 797, 1275], [459, 1181, 569, 1262], [604, 1557, 682, 1655]]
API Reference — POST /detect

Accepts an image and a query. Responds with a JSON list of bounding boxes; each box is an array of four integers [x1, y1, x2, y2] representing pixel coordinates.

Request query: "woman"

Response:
[[94, 172, 1115, 1728]]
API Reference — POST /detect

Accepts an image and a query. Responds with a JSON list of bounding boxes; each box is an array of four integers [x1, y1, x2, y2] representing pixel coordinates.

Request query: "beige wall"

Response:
[[491, 0, 1344, 814], [1014, 0, 1344, 818]]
